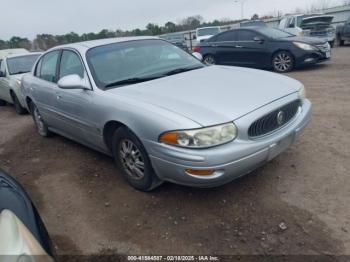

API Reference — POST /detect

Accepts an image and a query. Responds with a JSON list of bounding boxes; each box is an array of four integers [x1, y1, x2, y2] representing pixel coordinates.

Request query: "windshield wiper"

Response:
[[104, 76, 161, 88], [163, 66, 203, 76]]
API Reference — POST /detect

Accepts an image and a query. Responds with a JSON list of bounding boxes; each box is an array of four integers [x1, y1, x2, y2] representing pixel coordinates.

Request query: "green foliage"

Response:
[[0, 15, 243, 51]]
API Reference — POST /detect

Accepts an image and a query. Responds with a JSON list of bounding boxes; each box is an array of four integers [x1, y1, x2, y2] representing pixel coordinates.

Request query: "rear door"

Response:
[[31, 50, 61, 126], [232, 29, 269, 68], [209, 30, 238, 65]]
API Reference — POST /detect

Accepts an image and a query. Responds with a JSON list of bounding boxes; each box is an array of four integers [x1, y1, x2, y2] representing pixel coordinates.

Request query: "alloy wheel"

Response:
[[204, 55, 216, 65], [273, 53, 292, 72], [119, 139, 145, 180]]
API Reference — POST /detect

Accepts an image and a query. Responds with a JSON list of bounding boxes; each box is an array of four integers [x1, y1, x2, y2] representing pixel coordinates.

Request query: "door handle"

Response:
[[235, 45, 243, 48], [56, 95, 62, 100]]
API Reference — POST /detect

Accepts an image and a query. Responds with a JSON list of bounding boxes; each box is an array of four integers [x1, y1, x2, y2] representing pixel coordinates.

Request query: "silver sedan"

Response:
[[21, 37, 312, 191]]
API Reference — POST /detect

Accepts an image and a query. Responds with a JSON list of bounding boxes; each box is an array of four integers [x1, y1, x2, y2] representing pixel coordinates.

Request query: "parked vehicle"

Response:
[[196, 26, 221, 43], [240, 20, 267, 27], [21, 37, 311, 191], [0, 52, 42, 114], [160, 33, 188, 50], [198, 27, 331, 72], [278, 14, 335, 47], [0, 169, 54, 260], [336, 16, 350, 46]]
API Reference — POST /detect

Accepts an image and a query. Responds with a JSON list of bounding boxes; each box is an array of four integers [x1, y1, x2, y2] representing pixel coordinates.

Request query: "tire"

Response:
[[31, 103, 51, 137], [329, 41, 334, 48], [336, 35, 345, 47], [11, 92, 27, 115], [112, 127, 163, 191], [203, 54, 216, 65], [0, 99, 6, 106], [272, 51, 294, 73]]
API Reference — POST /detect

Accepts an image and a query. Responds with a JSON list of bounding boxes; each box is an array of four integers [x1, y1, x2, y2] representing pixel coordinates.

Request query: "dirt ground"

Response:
[[0, 47, 350, 258]]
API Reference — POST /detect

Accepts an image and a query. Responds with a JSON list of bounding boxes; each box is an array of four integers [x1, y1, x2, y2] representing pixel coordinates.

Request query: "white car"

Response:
[[0, 52, 42, 114], [279, 14, 335, 46], [196, 26, 221, 43]]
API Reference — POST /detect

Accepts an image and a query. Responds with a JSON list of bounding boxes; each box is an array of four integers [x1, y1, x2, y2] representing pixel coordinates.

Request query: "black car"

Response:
[[197, 27, 331, 72], [0, 169, 54, 259]]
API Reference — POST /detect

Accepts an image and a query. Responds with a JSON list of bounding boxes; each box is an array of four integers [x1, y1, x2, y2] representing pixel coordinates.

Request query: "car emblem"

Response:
[[277, 111, 285, 126]]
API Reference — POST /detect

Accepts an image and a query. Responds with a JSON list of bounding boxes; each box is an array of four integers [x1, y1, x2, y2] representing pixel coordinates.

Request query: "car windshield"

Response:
[[86, 39, 204, 89], [256, 27, 295, 39], [7, 54, 41, 75], [197, 28, 220, 37]]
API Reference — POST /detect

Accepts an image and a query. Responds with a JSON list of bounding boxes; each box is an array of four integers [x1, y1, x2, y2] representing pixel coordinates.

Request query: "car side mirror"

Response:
[[58, 74, 91, 90], [253, 37, 264, 44], [192, 52, 203, 61], [0, 71, 6, 77]]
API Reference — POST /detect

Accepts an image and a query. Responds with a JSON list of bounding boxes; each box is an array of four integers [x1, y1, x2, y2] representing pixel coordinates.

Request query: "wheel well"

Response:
[[9, 90, 15, 100], [103, 121, 127, 151], [26, 97, 33, 112]]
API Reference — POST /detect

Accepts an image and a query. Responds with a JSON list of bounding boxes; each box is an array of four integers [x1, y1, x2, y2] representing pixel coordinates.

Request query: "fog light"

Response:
[[185, 169, 215, 176]]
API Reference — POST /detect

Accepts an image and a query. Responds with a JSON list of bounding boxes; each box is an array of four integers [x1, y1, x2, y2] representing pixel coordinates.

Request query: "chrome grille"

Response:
[[248, 100, 301, 138]]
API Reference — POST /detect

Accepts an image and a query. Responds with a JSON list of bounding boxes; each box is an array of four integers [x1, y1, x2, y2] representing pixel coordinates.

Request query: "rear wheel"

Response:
[[336, 35, 345, 46], [31, 103, 51, 137], [11, 92, 26, 115], [112, 127, 163, 191], [203, 55, 216, 65], [272, 51, 294, 73]]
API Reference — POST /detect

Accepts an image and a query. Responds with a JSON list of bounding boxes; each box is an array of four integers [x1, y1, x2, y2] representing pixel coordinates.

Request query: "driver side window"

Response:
[[59, 50, 85, 80]]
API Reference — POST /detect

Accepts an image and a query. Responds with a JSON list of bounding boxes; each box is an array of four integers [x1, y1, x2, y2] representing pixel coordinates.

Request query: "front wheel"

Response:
[[203, 55, 216, 65], [112, 127, 163, 191], [272, 51, 294, 73], [31, 103, 51, 137], [0, 99, 6, 106]]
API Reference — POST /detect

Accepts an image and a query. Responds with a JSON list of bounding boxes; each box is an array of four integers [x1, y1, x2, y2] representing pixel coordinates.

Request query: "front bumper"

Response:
[[144, 96, 312, 188], [296, 49, 331, 66]]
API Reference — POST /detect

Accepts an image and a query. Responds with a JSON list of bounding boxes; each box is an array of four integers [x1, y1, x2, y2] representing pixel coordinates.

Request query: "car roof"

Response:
[[6, 52, 43, 59], [50, 36, 159, 52]]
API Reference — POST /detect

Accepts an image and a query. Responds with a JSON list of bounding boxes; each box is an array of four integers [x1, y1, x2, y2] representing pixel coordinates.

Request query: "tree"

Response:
[[164, 21, 176, 33], [146, 23, 162, 35], [251, 14, 259, 20], [8, 37, 31, 49]]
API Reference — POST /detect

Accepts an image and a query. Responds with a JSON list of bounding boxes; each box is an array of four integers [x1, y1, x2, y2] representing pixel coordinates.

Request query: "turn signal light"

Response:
[[192, 46, 201, 52], [185, 169, 215, 176]]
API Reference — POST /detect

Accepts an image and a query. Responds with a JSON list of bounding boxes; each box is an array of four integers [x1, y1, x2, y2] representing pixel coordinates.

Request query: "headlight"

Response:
[[16, 79, 21, 86], [298, 85, 306, 99], [293, 42, 317, 51], [159, 123, 237, 148]]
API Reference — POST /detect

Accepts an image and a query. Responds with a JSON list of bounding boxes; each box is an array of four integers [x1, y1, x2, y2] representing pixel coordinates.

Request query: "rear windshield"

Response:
[[7, 54, 41, 75], [197, 28, 220, 37]]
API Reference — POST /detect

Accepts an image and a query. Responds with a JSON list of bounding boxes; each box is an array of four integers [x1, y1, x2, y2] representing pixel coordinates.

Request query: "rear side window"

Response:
[[59, 50, 84, 79], [214, 31, 237, 42], [238, 30, 257, 41], [37, 51, 60, 83]]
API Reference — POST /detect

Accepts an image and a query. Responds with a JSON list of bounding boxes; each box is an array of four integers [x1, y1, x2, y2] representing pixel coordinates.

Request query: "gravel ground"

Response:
[[0, 47, 349, 258]]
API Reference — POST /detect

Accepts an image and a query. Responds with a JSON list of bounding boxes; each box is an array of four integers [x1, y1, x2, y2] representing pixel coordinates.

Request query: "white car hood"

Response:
[[108, 66, 302, 126]]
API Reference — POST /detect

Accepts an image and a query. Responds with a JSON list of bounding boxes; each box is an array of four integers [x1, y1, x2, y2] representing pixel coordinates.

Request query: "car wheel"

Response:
[[336, 35, 344, 47], [112, 127, 163, 191], [0, 99, 6, 106], [31, 103, 51, 137], [329, 41, 334, 48], [272, 51, 294, 73], [203, 55, 216, 65], [11, 93, 26, 115]]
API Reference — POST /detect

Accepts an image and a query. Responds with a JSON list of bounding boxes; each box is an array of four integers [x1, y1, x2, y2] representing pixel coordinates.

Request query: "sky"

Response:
[[0, 0, 344, 40]]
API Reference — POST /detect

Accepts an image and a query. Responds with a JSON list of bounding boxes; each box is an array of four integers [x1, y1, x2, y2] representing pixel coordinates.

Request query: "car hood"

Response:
[[281, 36, 326, 45], [107, 66, 301, 126], [300, 15, 333, 28]]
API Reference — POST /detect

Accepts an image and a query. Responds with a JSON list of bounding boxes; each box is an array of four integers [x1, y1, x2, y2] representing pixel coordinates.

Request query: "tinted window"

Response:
[[39, 51, 60, 83], [256, 27, 294, 39], [215, 31, 237, 42], [59, 50, 84, 79], [6, 54, 41, 75], [238, 30, 257, 41]]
